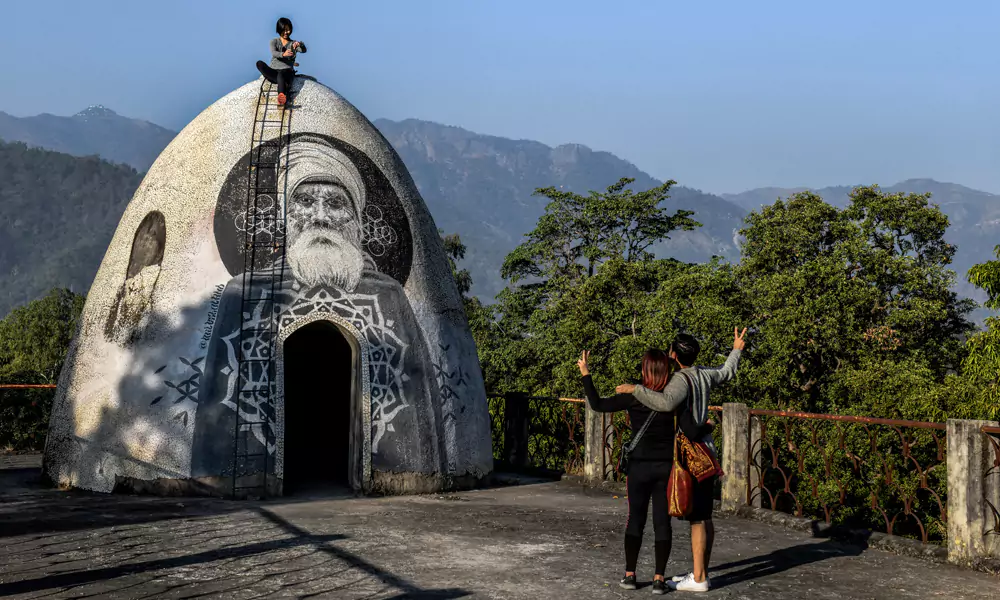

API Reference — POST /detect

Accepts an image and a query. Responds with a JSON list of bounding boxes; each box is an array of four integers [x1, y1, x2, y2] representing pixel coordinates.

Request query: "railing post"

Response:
[[721, 402, 751, 512], [584, 405, 605, 482], [749, 413, 762, 509], [947, 418, 1000, 565], [503, 392, 530, 469]]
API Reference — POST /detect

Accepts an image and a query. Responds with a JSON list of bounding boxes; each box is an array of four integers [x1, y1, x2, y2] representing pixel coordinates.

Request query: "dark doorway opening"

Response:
[[283, 320, 354, 494]]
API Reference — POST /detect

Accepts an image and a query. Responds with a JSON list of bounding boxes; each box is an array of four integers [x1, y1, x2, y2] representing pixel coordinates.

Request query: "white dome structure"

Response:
[[42, 77, 493, 497]]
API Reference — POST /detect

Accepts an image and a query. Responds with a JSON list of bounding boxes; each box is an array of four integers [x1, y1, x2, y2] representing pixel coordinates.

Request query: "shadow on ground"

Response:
[[0, 464, 470, 598], [710, 541, 866, 589], [3, 461, 998, 599]]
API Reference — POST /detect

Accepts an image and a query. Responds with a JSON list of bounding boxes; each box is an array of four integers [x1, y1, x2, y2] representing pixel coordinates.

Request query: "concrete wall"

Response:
[[43, 77, 493, 495]]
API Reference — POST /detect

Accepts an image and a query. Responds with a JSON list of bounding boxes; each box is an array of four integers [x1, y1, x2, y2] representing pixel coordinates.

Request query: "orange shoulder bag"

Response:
[[667, 413, 694, 517]]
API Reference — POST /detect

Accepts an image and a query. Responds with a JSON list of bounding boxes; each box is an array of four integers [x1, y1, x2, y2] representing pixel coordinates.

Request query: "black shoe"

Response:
[[651, 579, 667, 594], [620, 574, 637, 590]]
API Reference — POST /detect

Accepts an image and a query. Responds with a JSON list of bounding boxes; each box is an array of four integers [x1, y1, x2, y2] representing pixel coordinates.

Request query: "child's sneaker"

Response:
[[619, 573, 637, 590], [277, 93, 287, 105]]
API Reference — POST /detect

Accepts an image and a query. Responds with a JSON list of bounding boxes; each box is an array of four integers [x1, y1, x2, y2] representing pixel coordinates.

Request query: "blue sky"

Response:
[[5, 1, 998, 194]]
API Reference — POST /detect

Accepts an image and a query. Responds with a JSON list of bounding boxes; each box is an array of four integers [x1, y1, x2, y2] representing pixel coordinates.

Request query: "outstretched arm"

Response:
[[582, 375, 635, 412], [703, 328, 747, 387], [577, 350, 633, 412], [703, 348, 742, 387], [629, 377, 688, 412]]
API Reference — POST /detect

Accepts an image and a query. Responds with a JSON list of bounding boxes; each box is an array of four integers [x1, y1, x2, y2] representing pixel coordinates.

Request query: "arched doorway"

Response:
[[280, 320, 355, 494]]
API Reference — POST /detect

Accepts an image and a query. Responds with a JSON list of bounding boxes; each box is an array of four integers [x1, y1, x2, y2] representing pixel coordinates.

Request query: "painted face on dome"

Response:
[[285, 179, 368, 291], [287, 181, 360, 247]]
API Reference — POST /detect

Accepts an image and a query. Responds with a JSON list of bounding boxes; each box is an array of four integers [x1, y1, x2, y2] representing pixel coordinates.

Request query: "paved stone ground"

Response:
[[1, 455, 997, 599]]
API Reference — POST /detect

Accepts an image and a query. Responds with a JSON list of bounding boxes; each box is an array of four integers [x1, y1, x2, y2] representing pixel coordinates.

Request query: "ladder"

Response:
[[231, 79, 291, 499]]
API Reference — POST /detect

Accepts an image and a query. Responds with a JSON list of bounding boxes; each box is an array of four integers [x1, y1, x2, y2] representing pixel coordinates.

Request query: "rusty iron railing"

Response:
[[983, 425, 1000, 537], [0, 383, 58, 451], [0, 384, 56, 389], [487, 393, 585, 475], [748, 409, 948, 543], [602, 410, 629, 481]]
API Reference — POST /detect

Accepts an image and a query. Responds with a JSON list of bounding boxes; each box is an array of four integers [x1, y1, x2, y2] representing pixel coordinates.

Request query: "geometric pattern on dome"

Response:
[[220, 281, 409, 455], [234, 194, 285, 245], [233, 199, 399, 262], [361, 205, 399, 258]]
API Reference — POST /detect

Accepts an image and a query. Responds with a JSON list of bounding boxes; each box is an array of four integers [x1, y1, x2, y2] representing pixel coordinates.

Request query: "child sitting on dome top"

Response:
[[255, 17, 307, 108]]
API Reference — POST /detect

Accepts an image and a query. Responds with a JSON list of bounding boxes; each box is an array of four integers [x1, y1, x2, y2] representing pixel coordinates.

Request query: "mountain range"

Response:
[[0, 107, 995, 321], [0, 106, 175, 171]]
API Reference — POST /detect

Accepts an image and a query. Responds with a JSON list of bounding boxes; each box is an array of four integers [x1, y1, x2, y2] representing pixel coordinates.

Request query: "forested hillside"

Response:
[[0, 141, 142, 316]]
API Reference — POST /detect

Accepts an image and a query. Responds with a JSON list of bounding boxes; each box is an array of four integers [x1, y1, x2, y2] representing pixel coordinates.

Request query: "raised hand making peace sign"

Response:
[[734, 326, 748, 351], [577, 350, 590, 376]]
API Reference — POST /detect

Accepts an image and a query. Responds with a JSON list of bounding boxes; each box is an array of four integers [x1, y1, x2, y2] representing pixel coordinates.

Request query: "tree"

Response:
[[960, 245, 1000, 420], [500, 177, 700, 284], [0, 288, 85, 450], [441, 231, 473, 298], [483, 178, 704, 398], [734, 186, 974, 415]]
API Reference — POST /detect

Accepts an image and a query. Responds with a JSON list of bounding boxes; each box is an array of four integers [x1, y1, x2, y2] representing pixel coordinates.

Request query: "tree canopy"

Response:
[[0, 288, 85, 450], [452, 180, 994, 424]]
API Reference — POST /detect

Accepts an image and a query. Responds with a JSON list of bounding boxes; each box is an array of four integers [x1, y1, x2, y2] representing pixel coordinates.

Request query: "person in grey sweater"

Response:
[[255, 17, 308, 107], [616, 327, 746, 593]]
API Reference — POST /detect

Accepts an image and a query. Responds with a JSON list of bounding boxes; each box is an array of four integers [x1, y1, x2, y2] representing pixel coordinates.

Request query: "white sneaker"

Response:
[[670, 573, 690, 582], [669, 573, 710, 592]]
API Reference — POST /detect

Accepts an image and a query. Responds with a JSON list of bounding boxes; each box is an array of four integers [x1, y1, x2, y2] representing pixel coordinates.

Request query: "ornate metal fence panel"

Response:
[[748, 409, 948, 544], [526, 397, 585, 474], [487, 393, 585, 476], [983, 425, 1000, 538]]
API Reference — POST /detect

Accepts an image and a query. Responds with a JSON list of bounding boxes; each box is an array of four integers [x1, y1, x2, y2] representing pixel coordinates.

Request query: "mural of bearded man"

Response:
[[281, 136, 378, 291], [190, 134, 445, 485]]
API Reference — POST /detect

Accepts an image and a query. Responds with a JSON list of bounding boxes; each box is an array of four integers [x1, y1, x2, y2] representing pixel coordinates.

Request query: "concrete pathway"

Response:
[[1, 455, 996, 599]]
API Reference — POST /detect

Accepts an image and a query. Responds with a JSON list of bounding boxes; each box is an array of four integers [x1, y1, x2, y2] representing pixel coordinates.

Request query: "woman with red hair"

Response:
[[579, 348, 707, 594]]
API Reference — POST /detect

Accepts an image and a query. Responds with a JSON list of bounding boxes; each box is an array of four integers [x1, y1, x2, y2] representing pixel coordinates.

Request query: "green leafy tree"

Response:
[[485, 177, 703, 398], [441, 231, 473, 298], [961, 245, 1000, 420], [734, 187, 974, 415], [0, 288, 85, 450], [501, 177, 700, 284], [440, 231, 497, 369]]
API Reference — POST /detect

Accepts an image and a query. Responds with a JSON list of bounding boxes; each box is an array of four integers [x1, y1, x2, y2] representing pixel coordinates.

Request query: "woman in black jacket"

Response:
[[578, 348, 708, 594]]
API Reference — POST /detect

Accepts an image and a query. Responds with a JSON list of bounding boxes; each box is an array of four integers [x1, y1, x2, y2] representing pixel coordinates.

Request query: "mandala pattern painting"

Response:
[[219, 282, 409, 455]]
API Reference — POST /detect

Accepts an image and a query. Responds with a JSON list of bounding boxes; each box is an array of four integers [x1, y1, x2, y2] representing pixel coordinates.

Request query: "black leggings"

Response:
[[256, 61, 295, 96], [624, 460, 672, 575]]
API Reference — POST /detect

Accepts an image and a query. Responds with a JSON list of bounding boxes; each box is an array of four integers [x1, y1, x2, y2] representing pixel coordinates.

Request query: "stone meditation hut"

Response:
[[42, 76, 494, 497]]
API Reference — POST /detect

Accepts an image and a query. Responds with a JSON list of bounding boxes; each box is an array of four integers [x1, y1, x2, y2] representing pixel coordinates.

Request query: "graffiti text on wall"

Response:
[[200, 284, 226, 350]]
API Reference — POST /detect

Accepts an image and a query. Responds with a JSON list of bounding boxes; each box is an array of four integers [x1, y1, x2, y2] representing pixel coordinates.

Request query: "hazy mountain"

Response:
[[0, 140, 143, 316], [0, 110, 748, 315], [0, 106, 175, 171], [725, 179, 1000, 318], [722, 187, 809, 212], [374, 118, 747, 299], [0, 105, 995, 323]]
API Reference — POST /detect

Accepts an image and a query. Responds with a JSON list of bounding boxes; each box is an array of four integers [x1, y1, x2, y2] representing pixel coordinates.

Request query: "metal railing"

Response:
[[0, 384, 58, 451], [748, 409, 948, 543], [0, 384, 56, 389], [487, 393, 585, 475], [983, 425, 1000, 538]]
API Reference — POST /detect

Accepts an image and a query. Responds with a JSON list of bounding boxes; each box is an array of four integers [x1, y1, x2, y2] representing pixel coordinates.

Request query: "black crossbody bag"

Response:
[[617, 409, 657, 476]]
